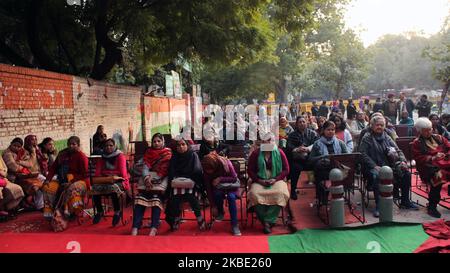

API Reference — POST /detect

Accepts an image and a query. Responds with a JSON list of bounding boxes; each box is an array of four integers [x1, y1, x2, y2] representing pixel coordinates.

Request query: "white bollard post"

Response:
[[329, 168, 345, 227], [379, 166, 394, 223]]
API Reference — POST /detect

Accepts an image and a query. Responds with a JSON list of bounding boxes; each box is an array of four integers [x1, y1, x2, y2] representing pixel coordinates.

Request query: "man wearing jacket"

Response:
[[416, 94, 433, 118], [397, 92, 415, 119], [382, 94, 398, 125]]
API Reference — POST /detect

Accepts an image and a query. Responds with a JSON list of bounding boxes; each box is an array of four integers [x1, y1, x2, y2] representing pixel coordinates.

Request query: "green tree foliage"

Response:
[[294, 2, 369, 100], [423, 16, 450, 113], [0, 0, 283, 81], [365, 33, 441, 92], [200, 0, 349, 103]]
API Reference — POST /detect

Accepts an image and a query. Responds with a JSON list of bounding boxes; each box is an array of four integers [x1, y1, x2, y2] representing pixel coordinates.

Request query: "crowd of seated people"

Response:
[[1, 97, 449, 233]]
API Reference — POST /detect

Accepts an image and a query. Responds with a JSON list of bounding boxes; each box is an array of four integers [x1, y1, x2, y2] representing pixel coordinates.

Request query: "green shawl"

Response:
[[257, 146, 282, 179]]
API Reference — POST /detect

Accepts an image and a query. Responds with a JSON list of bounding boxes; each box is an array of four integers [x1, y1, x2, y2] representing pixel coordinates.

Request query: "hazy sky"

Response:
[[344, 0, 449, 47]]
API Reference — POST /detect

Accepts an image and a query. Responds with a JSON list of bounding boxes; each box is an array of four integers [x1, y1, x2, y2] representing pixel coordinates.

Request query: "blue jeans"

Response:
[[214, 190, 238, 226], [132, 204, 161, 229]]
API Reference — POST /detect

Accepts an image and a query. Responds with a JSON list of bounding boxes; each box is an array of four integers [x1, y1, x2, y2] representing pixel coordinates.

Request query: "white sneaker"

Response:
[[232, 225, 242, 236], [131, 228, 138, 236], [149, 227, 157, 236]]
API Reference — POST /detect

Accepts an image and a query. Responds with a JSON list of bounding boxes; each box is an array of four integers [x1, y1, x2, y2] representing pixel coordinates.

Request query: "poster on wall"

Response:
[[172, 70, 182, 99], [165, 74, 174, 96]]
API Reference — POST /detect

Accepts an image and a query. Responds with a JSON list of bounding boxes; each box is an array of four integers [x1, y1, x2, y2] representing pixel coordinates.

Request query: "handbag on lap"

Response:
[[215, 178, 241, 190], [171, 177, 195, 189], [144, 171, 168, 193]]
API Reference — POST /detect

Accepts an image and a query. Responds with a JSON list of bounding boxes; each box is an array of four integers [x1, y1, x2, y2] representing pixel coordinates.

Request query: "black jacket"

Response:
[[416, 100, 433, 117]]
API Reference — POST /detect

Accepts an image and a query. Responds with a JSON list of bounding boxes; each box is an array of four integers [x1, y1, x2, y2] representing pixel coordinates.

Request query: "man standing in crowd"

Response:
[[383, 94, 398, 125], [318, 101, 329, 118], [373, 97, 383, 113], [416, 94, 433, 118], [311, 101, 319, 117], [397, 92, 415, 119], [346, 99, 357, 120], [338, 99, 346, 116]]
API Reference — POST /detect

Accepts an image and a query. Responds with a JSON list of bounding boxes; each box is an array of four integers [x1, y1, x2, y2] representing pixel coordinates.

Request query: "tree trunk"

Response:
[[275, 78, 287, 103], [90, 0, 123, 80], [335, 81, 342, 100]]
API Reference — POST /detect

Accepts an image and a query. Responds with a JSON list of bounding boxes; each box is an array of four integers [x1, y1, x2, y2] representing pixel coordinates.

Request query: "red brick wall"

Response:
[[0, 64, 191, 154], [72, 76, 142, 153], [0, 64, 75, 149]]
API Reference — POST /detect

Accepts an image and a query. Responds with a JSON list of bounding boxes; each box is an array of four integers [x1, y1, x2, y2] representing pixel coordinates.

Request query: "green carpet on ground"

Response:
[[268, 222, 428, 253]]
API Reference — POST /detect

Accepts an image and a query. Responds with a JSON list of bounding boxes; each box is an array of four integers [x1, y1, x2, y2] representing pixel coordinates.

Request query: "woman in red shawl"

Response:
[[202, 152, 241, 236], [42, 136, 89, 220], [412, 117, 450, 218], [91, 138, 130, 226], [131, 133, 172, 236]]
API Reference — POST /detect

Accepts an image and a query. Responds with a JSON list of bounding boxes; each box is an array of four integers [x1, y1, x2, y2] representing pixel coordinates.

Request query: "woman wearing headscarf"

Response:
[[412, 118, 450, 218], [0, 155, 24, 219], [359, 116, 418, 218], [23, 135, 46, 210], [198, 133, 227, 160], [202, 152, 241, 236], [2, 137, 43, 210], [38, 137, 58, 176], [165, 136, 206, 231], [91, 138, 129, 226], [42, 136, 89, 220], [131, 133, 172, 236], [247, 132, 290, 234], [309, 121, 348, 203], [24, 135, 47, 178], [92, 125, 107, 155]]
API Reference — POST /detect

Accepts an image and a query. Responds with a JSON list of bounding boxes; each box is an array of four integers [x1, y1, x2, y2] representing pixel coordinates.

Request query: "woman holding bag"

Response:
[[91, 138, 129, 226], [131, 133, 172, 236], [165, 136, 206, 232], [202, 152, 241, 236]]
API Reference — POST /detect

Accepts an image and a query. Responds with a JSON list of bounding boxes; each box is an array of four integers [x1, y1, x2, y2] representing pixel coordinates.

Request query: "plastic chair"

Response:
[[315, 153, 365, 224], [87, 156, 130, 226]]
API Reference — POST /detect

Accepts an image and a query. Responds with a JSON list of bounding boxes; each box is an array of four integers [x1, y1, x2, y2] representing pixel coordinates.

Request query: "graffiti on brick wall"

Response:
[[0, 81, 72, 110]]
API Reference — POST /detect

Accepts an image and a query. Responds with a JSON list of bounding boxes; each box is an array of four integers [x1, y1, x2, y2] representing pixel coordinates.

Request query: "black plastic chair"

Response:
[[315, 153, 365, 224]]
